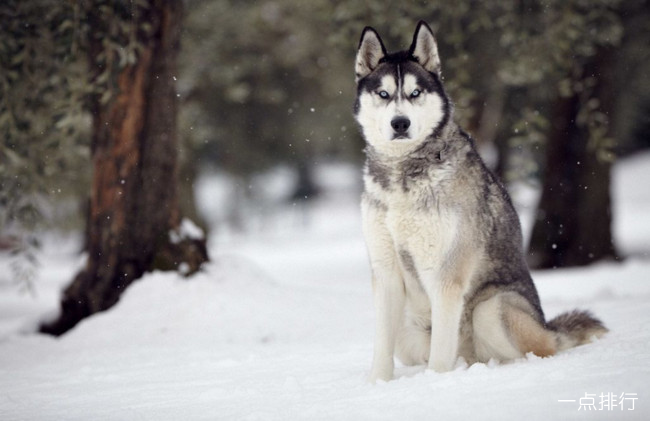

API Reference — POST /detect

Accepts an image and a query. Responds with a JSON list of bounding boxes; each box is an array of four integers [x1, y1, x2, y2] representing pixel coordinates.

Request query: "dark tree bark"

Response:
[[41, 0, 208, 336], [527, 49, 618, 269], [291, 159, 320, 202]]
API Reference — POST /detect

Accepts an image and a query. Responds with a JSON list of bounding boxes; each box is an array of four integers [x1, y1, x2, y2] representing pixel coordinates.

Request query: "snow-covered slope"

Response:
[[1, 154, 649, 420]]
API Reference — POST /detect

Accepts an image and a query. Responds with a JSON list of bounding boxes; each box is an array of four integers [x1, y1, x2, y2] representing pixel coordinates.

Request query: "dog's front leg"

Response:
[[362, 200, 405, 382], [369, 265, 405, 382], [428, 280, 464, 373]]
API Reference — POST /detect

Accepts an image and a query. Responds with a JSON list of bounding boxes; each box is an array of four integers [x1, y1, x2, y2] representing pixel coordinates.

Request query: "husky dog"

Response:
[[354, 21, 608, 382]]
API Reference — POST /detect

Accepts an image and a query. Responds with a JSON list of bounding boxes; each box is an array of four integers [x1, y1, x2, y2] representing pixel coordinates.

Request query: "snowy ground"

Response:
[[1, 153, 650, 420]]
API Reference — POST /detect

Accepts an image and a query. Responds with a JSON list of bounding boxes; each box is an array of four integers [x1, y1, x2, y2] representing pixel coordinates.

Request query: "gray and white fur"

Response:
[[354, 21, 607, 382]]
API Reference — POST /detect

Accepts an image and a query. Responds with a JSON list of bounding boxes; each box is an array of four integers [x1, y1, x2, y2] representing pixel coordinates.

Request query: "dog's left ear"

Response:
[[409, 21, 441, 74]]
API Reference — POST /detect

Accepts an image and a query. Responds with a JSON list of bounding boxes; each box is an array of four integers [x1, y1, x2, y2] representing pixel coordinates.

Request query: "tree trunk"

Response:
[[41, 0, 208, 336], [527, 50, 618, 269]]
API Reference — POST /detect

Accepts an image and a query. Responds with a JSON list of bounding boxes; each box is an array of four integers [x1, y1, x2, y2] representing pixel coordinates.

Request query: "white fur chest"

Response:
[[362, 168, 461, 273]]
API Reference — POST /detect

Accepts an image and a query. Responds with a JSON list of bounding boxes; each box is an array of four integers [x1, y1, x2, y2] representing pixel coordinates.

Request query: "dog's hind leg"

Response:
[[472, 292, 556, 362]]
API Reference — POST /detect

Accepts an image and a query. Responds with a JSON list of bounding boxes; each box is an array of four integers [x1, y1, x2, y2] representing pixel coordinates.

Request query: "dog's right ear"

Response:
[[355, 27, 386, 83]]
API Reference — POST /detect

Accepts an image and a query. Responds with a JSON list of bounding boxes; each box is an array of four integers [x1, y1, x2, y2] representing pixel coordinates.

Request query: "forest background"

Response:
[[1, 0, 650, 333]]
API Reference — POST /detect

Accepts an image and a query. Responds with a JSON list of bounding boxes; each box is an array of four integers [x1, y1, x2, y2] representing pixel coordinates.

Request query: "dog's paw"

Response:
[[368, 366, 393, 383], [428, 358, 454, 373]]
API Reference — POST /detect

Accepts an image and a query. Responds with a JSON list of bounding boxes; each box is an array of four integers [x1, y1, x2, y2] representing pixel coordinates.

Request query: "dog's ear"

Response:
[[355, 27, 386, 83], [409, 21, 441, 74]]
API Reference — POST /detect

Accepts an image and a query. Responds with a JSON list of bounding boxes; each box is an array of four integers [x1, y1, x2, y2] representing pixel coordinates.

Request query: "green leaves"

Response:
[[0, 0, 154, 289]]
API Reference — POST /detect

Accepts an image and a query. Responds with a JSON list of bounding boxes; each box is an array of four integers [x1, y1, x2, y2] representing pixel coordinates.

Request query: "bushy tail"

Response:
[[547, 310, 608, 351]]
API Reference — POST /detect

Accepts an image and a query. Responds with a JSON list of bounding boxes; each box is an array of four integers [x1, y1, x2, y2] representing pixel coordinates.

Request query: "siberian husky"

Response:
[[354, 21, 608, 382]]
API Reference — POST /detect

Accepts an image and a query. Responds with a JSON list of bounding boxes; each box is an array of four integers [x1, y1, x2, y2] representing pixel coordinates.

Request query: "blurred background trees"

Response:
[[0, 0, 92, 292], [178, 0, 650, 269], [2, 0, 209, 335], [2, 0, 650, 296]]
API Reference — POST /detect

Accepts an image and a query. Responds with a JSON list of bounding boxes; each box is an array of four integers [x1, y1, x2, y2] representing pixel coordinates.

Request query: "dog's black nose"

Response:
[[391, 116, 411, 134]]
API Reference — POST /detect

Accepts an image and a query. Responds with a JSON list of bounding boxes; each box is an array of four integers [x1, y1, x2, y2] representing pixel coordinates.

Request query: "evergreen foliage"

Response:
[[1, 0, 649, 285]]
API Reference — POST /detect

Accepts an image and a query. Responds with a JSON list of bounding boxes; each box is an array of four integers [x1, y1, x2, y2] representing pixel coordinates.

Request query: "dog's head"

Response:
[[354, 21, 451, 156]]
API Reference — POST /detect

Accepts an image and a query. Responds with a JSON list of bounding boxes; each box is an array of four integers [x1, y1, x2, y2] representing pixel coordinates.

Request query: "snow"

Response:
[[170, 218, 205, 244], [2, 153, 650, 420]]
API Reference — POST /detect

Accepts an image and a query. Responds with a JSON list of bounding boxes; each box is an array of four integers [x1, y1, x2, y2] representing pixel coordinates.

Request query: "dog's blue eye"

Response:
[[411, 89, 421, 98], [378, 91, 389, 99]]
